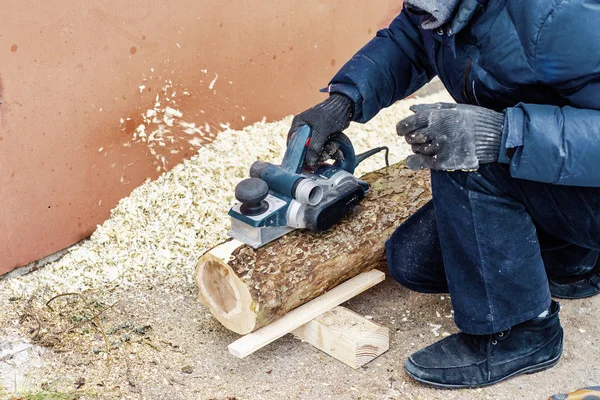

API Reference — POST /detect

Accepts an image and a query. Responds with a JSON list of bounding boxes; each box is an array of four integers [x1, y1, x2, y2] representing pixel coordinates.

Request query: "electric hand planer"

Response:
[[228, 125, 388, 248]]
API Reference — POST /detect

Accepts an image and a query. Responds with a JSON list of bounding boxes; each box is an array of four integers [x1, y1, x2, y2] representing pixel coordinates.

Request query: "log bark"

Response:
[[195, 163, 430, 334]]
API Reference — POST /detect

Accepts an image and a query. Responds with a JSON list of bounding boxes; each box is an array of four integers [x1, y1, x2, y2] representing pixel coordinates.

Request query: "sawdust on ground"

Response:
[[1, 86, 599, 400]]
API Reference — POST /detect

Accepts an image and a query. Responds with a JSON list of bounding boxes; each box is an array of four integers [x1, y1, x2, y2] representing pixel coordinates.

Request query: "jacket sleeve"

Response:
[[499, 105, 600, 186], [498, 1, 600, 187], [327, 7, 435, 123]]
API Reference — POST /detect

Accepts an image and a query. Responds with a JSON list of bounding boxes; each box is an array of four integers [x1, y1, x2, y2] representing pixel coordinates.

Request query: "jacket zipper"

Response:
[[463, 58, 475, 104], [435, 30, 463, 103], [435, 32, 451, 96]]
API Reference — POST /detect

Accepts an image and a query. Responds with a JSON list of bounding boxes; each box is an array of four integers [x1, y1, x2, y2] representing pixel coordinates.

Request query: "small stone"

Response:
[[181, 365, 194, 374], [135, 325, 152, 335]]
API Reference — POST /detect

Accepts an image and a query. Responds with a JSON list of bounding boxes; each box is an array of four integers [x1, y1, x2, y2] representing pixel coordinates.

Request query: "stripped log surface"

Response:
[[195, 163, 430, 334]]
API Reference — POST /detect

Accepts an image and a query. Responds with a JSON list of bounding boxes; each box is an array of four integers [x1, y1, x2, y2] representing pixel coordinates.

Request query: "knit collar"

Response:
[[404, 0, 461, 29], [406, 0, 489, 35]]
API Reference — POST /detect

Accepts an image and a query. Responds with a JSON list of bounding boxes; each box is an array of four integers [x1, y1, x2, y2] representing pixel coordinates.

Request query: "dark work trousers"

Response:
[[385, 163, 600, 335]]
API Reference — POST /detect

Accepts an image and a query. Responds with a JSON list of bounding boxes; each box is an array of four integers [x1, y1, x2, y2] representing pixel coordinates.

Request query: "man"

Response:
[[288, 0, 600, 389]]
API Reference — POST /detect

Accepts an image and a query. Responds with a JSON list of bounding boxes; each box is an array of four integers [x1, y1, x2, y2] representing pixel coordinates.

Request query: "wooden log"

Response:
[[228, 270, 385, 358], [292, 306, 389, 369], [195, 163, 430, 335]]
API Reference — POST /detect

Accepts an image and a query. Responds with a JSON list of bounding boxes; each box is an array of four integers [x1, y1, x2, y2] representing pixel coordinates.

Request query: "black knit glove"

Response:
[[288, 93, 353, 166], [396, 103, 505, 171]]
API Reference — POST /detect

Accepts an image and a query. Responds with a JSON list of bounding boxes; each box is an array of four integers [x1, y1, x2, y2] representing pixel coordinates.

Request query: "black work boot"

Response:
[[549, 263, 600, 299], [404, 301, 563, 389]]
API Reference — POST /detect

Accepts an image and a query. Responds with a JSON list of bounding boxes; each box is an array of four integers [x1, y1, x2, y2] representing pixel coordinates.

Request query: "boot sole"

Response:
[[549, 271, 600, 300], [550, 290, 600, 300], [405, 347, 563, 389]]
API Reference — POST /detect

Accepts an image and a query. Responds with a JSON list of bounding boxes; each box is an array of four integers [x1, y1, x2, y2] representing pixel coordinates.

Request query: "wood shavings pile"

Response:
[[1, 90, 452, 300]]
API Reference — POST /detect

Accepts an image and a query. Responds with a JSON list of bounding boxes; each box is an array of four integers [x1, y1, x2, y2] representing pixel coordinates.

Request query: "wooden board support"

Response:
[[228, 270, 385, 359], [292, 306, 389, 369]]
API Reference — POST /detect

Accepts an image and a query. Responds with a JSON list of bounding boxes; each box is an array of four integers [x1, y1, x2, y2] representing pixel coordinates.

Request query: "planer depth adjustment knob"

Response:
[[235, 178, 270, 216]]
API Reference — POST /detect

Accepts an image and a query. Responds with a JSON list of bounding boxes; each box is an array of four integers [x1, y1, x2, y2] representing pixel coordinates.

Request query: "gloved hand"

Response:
[[396, 103, 505, 171], [288, 93, 353, 166]]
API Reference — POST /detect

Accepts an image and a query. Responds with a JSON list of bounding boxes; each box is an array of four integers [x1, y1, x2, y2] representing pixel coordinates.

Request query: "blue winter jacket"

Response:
[[328, 0, 600, 186]]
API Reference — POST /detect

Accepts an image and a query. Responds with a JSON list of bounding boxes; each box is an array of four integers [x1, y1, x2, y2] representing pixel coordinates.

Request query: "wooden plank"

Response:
[[227, 270, 385, 358], [292, 306, 389, 369]]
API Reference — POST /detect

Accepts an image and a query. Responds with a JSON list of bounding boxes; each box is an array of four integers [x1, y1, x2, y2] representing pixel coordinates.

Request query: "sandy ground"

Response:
[[1, 272, 598, 400], [1, 83, 598, 399]]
